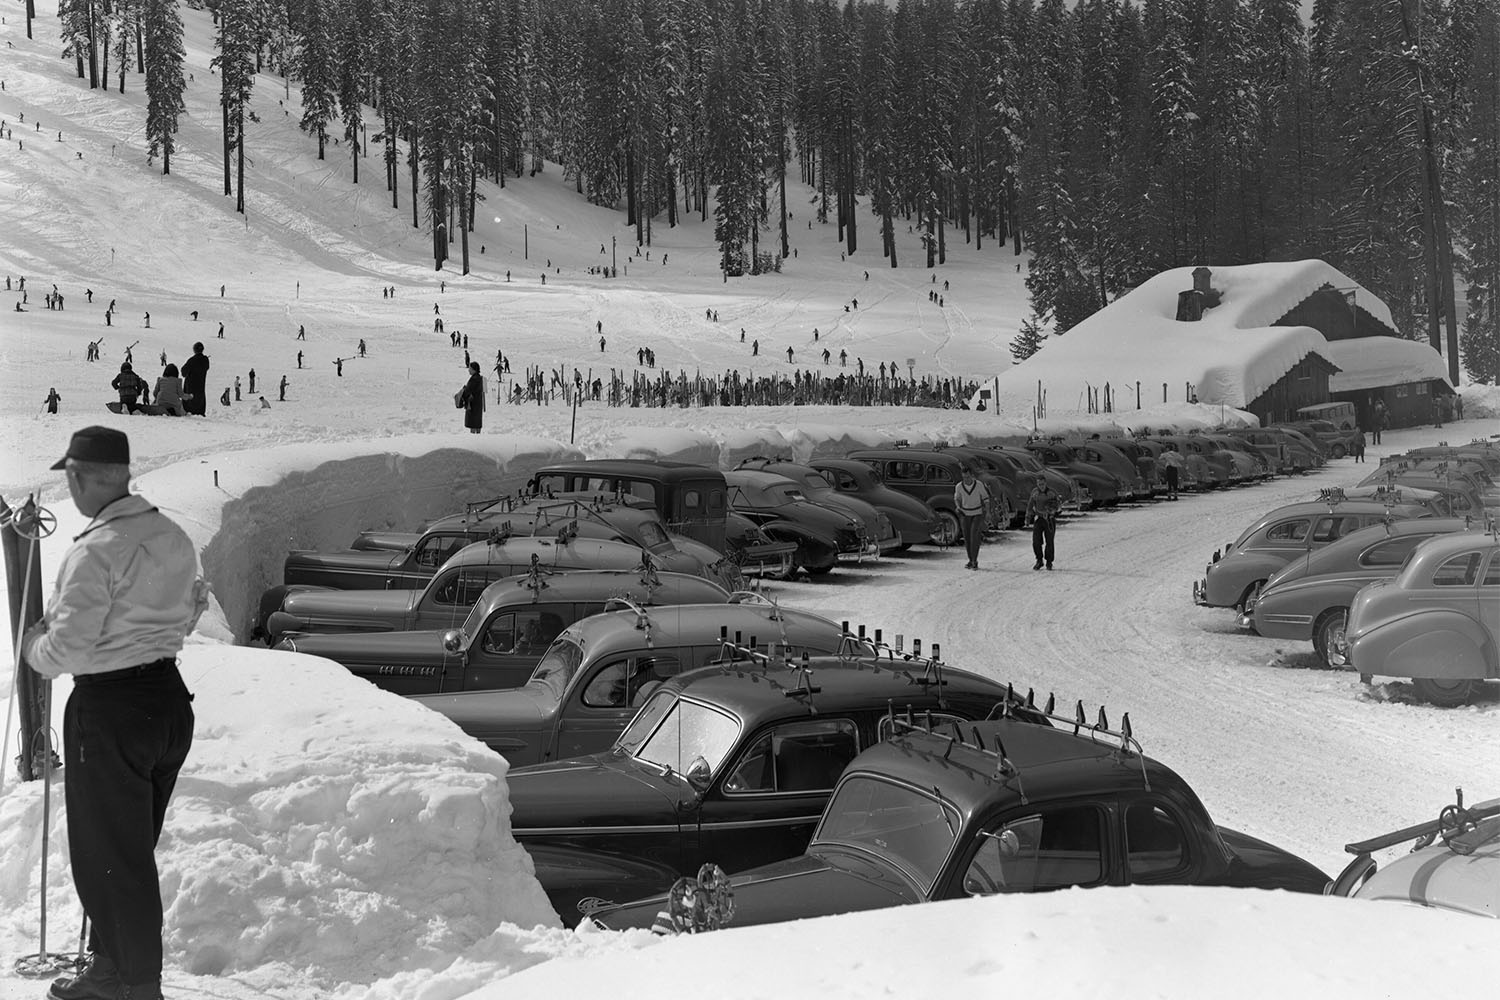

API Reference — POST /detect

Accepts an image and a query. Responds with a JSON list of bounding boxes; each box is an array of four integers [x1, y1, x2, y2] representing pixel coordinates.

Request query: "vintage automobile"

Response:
[[915, 445, 1023, 527], [262, 534, 676, 638], [1192, 497, 1432, 612], [1288, 419, 1360, 459], [1402, 441, 1500, 477], [347, 495, 742, 592], [409, 598, 861, 765], [1332, 530, 1500, 706], [272, 568, 731, 695], [592, 703, 1328, 931], [730, 462, 902, 556], [806, 458, 941, 547], [987, 446, 1081, 508], [1357, 462, 1493, 519], [723, 469, 869, 575], [1223, 427, 1320, 475], [1327, 790, 1499, 918], [511, 646, 1046, 923], [1149, 433, 1241, 488], [1295, 401, 1358, 431], [1101, 437, 1164, 496], [1248, 517, 1473, 664], [1203, 433, 1274, 480], [525, 460, 798, 576], [1024, 440, 1129, 507], [1337, 483, 1452, 517], [846, 447, 1010, 543]]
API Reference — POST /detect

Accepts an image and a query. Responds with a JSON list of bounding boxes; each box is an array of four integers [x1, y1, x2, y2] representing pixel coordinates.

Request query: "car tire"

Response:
[[1312, 608, 1348, 667], [1331, 444, 1347, 459], [1236, 580, 1265, 614], [932, 510, 961, 546], [1411, 676, 1478, 707]]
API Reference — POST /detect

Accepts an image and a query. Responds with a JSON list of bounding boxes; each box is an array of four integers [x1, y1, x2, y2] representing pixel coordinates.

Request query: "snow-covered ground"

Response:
[[3, 6, 1499, 1000]]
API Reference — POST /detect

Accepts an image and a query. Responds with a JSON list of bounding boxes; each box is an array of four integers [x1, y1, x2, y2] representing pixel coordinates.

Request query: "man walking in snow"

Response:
[[1026, 479, 1062, 570], [181, 342, 210, 416], [279, 375, 288, 402], [953, 465, 991, 570]]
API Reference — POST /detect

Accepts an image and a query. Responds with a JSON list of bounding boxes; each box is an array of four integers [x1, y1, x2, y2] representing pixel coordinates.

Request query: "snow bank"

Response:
[[0, 648, 559, 992], [488, 885, 1500, 1000]]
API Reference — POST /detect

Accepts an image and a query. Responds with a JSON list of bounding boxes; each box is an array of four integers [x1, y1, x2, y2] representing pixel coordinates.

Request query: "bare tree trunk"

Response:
[[409, 129, 420, 229], [236, 111, 245, 214]]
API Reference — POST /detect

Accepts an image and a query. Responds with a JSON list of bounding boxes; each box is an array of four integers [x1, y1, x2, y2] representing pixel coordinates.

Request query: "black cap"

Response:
[[51, 426, 130, 469]]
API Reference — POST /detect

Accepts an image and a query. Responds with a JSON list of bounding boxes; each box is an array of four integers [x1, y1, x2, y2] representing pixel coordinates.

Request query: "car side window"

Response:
[[581, 655, 681, 708], [1266, 519, 1311, 542], [1124, 803, 1189, 879], [929, 465, 954, 484], [964, 805, 1105, 895], [707, 489, 725, 513], [1311, 516, 1360, 543], [835, 471, 858, 490], [413, 534, 466, 568], [435, 571, 494, 607], [722, 719, 858, 794], [1360, 536, 1427, 568], [1432, 553, 1482, 587], [683, 488, 703, 513], [1483, 554, 1500, 587], [488, 608, 565, 655], [481, 613, 516, 654]]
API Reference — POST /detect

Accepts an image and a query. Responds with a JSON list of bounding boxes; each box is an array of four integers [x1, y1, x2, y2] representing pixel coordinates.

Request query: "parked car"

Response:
[[1333, 530, 1500, 706], [1223, 427, 1319, 475], [1327, 790, 1499, 918], [732, 460, 902, 556], [1336, 483, 1452, 518], [1295, 401, 1358, 431], [1203, 433, 1274, 480], [1193, 498, 1432, 612], [409, 599, 858, 765], [1289, 419, 1360, 459], [1151, 434, 1243, 488], [512, 651, 1044, 923], [273, 568, 731, 695], [525, 460, 796, 576], [263, 534, 673, 637], [806, 458, 941, 547], [1249, 518, 1473, 664], [1402, 441, 1500, 477], [1023, 440, 1128, 508], [344, 495, 742, 593], [1062, 439, 1150, 498], [927, 445, 1025, 527], [1103, 437, 1165, 496], [724, 470, 867, 575], [592, 705, 1328, 931], [986, 447, 1083, 508], [847, 447, 1009, 543], [1357, 463, 1492, 519]]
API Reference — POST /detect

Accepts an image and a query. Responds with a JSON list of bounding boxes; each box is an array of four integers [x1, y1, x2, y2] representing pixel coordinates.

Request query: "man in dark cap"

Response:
[[23, 427, 206, 1000], [181, 342, 209, 416]]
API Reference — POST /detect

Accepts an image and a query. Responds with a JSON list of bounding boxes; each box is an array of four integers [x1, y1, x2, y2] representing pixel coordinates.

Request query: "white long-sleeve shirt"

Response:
[[24, 494, 207, 678]]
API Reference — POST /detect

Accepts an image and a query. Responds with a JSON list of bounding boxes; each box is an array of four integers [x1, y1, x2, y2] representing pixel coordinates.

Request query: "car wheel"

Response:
[[1331, 444, 1347, 459], [931, 510, 960, 546], [1236, 580, 1265, 614], [1312, 608, 1348, 667], [1411, 676, 1478, 707]]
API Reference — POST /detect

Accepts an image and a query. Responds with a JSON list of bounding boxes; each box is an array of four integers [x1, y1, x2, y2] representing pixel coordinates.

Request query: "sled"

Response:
[[105, 402, 171, 416]]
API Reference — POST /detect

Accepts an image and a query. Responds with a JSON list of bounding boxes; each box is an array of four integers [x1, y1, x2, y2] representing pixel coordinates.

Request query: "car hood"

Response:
[[594, 847, 918, 930], [280, 587, 420, 618], [507, 753, 687, 831], [1218, 826, 1329, 893], [279, 628, 446, 662], [286, 549, 406, 573]]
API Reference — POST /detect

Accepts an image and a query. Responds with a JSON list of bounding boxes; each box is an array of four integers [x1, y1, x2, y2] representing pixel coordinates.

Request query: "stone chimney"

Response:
[[1192, 266, 1213, 293]]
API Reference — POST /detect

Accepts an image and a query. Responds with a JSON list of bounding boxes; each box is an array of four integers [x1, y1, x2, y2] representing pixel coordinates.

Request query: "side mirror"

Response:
[[441, 629, 464, 654], [996, 827, 1021, 858], [685, 755, 711, 793]]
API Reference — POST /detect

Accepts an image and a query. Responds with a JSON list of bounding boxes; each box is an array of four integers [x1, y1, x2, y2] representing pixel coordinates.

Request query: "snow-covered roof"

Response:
[[1326, 336, 1453, 393], [995, 260, 1406, 410]]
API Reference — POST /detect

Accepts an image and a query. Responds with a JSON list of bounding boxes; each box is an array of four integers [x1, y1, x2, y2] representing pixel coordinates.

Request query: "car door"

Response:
[[463, 605, 572, 692], [1429, 548, 1492, 639], [551, 652, 683, 760], [414, 566, 502, 631], [952, 801, 1112, 898], [695, 717, 861, 874], [393, 533, 469, 588]]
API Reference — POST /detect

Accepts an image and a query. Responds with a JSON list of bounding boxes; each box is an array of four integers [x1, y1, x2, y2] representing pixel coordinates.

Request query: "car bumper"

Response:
[[738, 540, 799, 577], [1193, 578, 1210, 607]]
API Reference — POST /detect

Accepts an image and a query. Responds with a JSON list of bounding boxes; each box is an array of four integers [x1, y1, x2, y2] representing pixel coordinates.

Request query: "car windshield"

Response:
[[625, 696, 740, 775], [814, 776, 960, 894], [636, 521, 670, 549], [525, 637, 586, 702]]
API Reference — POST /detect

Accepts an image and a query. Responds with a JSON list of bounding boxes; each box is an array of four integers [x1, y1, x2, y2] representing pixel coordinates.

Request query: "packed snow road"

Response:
[[771, 444, 1497, 877]]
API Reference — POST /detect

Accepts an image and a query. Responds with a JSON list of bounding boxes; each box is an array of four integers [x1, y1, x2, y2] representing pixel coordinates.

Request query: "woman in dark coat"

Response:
[[181, 342, 210, 416], [458, 361, 484, 433]]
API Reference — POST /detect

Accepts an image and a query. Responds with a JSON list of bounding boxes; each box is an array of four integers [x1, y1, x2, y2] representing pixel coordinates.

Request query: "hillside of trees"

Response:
[[46, 0, 1500, 382]]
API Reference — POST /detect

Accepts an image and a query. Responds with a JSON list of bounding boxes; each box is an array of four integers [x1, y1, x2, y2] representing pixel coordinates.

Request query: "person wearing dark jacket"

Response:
[[1025, 480, 1062, 570], [459, 361, 485, 433], [180, 342, 209, 416], [111, 363, 149, 412]]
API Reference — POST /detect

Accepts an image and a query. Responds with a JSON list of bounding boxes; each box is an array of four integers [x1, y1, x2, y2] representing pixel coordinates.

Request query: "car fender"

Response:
[[1204, 552, 1289, 607], [1353, 611, 1493, 680], [256, 583, 337, 636], [524, 842, 685, 927]]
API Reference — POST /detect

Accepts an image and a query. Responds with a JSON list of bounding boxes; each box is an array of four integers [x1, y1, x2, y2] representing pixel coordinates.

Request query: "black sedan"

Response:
[[723, 470, 866, 576], [808, 458, 941, 547]]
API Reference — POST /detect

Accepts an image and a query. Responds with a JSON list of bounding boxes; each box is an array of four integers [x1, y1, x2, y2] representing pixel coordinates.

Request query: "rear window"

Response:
[[1359, 536, 1429, 568], [1432, 553, 1482, 587], [1266, 519, 1311, 542]]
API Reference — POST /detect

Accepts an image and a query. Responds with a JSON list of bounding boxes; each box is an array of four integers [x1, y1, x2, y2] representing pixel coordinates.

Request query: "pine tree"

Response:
[[1009, 314, 1046, 363], [295, 0, 340, 160], [142, 0, 186, 175], [1458, 0, 1500, 382]]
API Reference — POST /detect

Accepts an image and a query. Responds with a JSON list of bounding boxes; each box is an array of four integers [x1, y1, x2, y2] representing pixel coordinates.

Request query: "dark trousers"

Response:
[[1032, 516, 1056, 566], [64, 662, 194, 986], [1164, 467, 1179, 496], [960, 513, 984, 564]]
